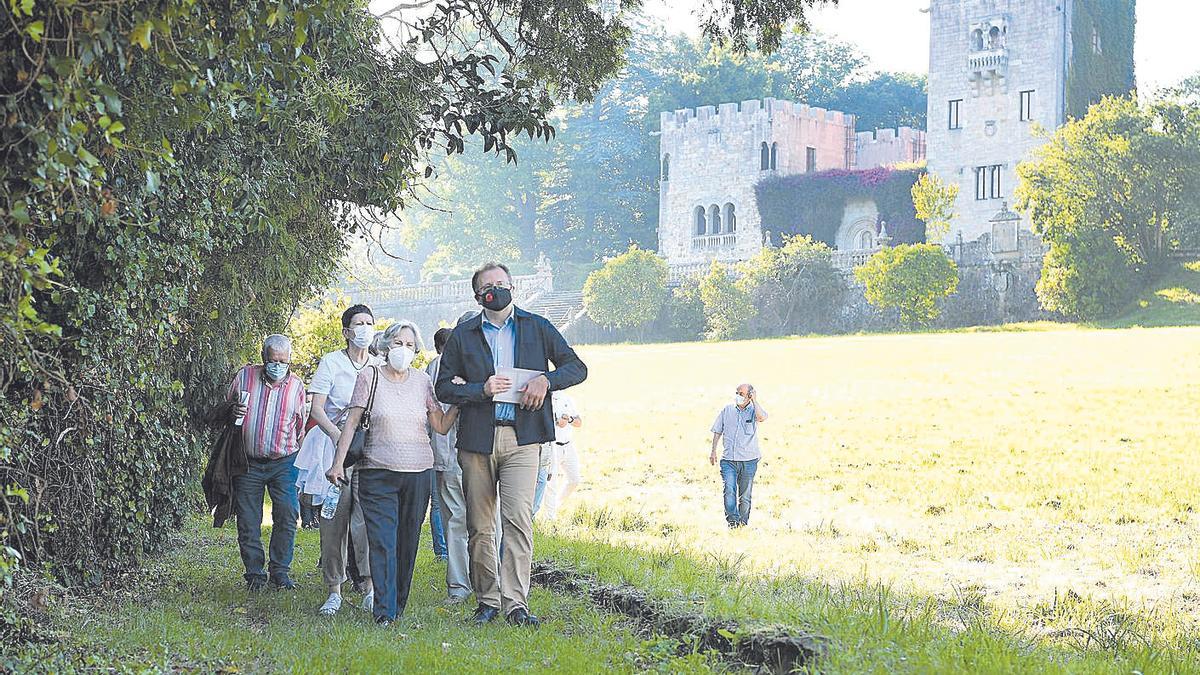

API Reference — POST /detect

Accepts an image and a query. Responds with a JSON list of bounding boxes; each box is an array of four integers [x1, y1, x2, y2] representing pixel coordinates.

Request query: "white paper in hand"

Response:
[[493, 367, 542, 404]]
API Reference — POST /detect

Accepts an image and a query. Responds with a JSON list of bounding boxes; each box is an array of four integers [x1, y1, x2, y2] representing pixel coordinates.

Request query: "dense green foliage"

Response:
[[698, 262, 755, 340], [1016, 96, 1200, 320], [911, 172, 958, 243], [736, 235, 843, 335], [755, 166, 926, 248], [582, 246, 668, 332], [0, 0, 833, 596], [1066, 0, 1136, 119], [404, 23, 928, 280], [854, 244, 958, 327], [0, 0, 430, 591]]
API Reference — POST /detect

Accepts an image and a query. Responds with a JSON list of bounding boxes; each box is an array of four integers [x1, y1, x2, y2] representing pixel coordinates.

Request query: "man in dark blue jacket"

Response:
[[435, 262, 587, 628]]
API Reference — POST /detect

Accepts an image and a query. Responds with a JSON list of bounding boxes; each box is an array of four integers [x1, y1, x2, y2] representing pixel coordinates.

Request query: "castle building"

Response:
[[657, 99, 925, 278], [658, 0, 1135, 276], [925, 0, 1135, 244]]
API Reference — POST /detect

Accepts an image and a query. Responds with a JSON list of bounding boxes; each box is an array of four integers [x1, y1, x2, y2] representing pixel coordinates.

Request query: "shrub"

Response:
[[583, 246, 669, 335], [667, 284, 705, 342], [1035, 233, 1141, 320], [911, 172, 959, 243], [737, 235, 844, 336], [699, 262, 756, 340], [855, 244, 959, 328]]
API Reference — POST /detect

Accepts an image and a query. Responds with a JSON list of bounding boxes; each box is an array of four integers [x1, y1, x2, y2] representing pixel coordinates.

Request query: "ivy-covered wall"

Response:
[[754, 167, 927, 248], [1067, 0, 1136, 119]]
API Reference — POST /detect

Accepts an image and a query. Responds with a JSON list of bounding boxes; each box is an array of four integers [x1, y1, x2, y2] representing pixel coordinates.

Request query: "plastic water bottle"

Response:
[[320, 484, 341, 520], [233, 391, 250, 426]]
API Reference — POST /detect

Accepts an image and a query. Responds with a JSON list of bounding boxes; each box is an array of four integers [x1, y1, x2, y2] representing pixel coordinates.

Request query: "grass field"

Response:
[[549, 325, 1200, 652], [21, 323, 1200, 672]]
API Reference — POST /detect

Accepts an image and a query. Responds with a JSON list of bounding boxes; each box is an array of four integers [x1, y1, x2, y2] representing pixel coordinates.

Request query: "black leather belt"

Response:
[[495, 419, 516, 428], [555, 441, 569, 446]]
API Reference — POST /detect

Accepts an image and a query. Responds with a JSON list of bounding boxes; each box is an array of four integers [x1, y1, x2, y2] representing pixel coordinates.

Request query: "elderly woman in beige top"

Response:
[[327, 320, 458, 626]]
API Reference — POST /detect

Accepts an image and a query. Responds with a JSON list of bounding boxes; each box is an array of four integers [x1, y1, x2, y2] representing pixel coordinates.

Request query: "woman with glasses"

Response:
[[326, 320, 459, 626]]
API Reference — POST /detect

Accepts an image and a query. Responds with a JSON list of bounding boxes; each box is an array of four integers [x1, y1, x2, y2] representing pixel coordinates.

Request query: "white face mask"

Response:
[[387, 346, 415, 371], [735, 394, 748, 407], [350, 325, 374, 349]]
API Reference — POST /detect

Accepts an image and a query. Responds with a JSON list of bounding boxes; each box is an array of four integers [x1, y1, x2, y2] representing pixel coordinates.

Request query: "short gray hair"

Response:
[[261, 334, 292, 360], [375, 320, 424, 356]]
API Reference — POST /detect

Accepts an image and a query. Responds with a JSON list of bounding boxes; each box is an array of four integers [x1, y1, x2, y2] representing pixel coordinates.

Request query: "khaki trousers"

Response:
[[459, 427, 539, 614], [318, 465, 371, 589]]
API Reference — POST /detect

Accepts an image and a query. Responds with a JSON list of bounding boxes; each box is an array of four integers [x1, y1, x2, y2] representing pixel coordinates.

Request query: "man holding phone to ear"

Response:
[[710, 383, 768, 529]]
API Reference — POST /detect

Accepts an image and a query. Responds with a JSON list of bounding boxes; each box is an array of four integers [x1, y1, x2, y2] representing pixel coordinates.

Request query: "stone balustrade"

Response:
[[829, 248, 880, 271], [969, 48, 1008, 74], [691, 233, 737, 252], [355, 267, 554, 309]]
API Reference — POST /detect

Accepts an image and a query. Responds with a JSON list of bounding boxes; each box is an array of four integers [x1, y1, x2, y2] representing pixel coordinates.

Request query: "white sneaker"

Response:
[[318, 593, 342, 616], [362, 590, 374, 612]]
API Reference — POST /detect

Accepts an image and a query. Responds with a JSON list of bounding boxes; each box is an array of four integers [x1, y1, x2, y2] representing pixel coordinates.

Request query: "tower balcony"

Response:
[[969, 47, 1009, 78], [691, 233, 737, 252]]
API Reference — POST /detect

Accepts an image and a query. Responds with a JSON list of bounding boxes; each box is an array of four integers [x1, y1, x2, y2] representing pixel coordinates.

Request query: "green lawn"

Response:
[[553, 325, 1200, 665], [1106, 261, 1200, 328], [31, 521, 717, 673], [23, 324, 1200, 673]]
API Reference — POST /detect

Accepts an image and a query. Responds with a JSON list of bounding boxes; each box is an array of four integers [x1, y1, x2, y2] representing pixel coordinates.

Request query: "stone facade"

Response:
[[658, 99, 926, 277], [925, 0, 1076, 243]]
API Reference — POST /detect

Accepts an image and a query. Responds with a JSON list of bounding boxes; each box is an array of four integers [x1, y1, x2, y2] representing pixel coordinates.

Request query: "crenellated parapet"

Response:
[[659, 98, 855, 134], [854, 127, 928, 168]]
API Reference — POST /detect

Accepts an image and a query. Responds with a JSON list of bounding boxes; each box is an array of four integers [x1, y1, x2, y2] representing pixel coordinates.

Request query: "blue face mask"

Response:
[[264, 362, 290, 381]]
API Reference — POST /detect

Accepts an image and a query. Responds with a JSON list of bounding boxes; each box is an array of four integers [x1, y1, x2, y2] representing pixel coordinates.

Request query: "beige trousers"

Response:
[[458, 427, 540, 614], [318, 465, 371, 589]]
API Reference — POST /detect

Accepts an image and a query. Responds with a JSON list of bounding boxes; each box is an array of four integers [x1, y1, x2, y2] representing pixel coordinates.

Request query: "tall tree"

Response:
[[1016, 96, 1200, 319], [0, 0, 841, 585]]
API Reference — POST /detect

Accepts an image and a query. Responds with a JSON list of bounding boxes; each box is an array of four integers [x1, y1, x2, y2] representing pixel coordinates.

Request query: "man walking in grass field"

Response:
[[436, 261, 587, 628], [710, 384, 768, 528]]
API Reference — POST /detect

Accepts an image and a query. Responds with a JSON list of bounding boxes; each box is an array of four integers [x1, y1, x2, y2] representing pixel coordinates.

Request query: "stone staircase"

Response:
[[524, 290, 586, 330]]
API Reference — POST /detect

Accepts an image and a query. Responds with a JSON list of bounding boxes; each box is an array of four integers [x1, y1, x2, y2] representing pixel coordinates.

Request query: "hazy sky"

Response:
[[645, 0, 1198, 93]]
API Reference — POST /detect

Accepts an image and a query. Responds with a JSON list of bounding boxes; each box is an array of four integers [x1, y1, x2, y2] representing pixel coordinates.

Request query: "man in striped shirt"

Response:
[[226, 334, 307, 591]]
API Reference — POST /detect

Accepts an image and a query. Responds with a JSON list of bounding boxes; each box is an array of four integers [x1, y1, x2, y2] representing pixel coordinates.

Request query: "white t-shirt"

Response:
[[310, 349, 383, 424], [552, 391, 579, 444]]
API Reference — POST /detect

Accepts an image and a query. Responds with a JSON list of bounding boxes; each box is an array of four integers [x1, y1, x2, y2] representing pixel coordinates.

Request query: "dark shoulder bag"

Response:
[[343, 366, 380, 468]]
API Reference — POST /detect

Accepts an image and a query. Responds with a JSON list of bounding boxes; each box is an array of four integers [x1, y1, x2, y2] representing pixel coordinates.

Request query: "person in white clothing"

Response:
[[293, 304, 381, 616], [539, 391, 582, 519]]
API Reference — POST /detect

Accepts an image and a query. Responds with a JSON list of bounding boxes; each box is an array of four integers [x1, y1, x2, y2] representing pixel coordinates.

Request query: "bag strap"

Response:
[[365, 366, 380, 414]]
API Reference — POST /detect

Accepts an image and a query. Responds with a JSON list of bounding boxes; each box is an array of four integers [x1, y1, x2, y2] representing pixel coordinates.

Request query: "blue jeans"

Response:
[[233, 453, 300, 583], [359, 468, 431, 621], [430, 471, 447, 558], [532, 462, 549, 517], [720, 459, 759, 527]]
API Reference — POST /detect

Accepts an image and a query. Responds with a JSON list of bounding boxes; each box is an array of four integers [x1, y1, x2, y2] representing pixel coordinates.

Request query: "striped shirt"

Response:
[[226, 365, 307, 460]]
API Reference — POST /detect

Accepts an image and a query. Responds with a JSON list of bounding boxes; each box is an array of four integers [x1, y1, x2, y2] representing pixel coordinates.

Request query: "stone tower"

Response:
[[925, 0, 1135, 244]]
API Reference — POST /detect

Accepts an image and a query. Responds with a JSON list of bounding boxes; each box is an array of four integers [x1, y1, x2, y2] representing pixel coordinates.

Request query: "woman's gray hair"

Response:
[[373, 320, 424, 356], [261, 333, 292, 360]]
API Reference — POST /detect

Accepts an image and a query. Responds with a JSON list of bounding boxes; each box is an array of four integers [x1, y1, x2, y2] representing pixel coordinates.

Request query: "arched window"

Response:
[[971, 29, 984, 51], [988, 26, 1002, 49], [855, 230, 875, 250], [724, 203, 736, 233], [760, 142, 770, 170], [661, 154, 670, 181], [708, 205, 721, 235], [770, 142, 778, 170], [694, 206, 707, 236]]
